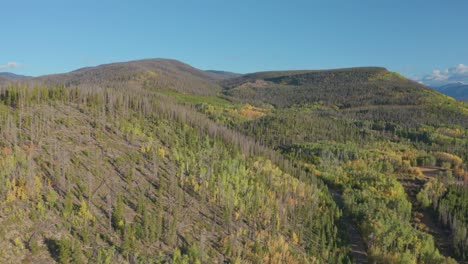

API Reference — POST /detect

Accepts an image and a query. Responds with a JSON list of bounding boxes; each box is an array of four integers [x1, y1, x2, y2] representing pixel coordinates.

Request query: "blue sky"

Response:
[[2, 0, 468, 84]]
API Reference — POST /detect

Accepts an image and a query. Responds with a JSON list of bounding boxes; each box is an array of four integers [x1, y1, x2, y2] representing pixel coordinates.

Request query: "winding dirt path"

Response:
[[330, 188, 368, 264], [399, 167, 459, 261]]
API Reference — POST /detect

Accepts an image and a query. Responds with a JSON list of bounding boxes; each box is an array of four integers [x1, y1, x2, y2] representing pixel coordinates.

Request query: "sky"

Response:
[[2, 0, 468, 86]]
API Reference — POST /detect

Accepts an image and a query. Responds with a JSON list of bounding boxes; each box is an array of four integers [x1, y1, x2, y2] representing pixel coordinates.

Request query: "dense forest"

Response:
[[0, 59, 467, 263]]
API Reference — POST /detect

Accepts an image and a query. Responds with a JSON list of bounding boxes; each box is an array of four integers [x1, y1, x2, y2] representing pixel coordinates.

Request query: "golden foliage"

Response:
[[435, 152, 463, 168], [6, 178, 28, 202], [238, 104, 268, 119], [157, 147, 166, 159], [408, 167, 423, 177], [262, 236, 298, 264], [78, 200, 95, 222]]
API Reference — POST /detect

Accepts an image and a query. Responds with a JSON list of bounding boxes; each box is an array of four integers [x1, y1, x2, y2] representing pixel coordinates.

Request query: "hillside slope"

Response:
[[0, 85, 349, 263], [162, 64, 468, 263], [1, 60, 467, 263]]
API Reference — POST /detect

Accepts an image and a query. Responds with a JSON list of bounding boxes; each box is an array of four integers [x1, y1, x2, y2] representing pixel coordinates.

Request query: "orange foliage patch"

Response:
[[22, 142, 36, 154], [287, 197, 298, 207], [2, 147, 11, 156], [238, 104, 268, 119]]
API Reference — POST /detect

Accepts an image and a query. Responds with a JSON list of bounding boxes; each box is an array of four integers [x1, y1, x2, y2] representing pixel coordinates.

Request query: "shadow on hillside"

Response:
[[44, 238, 60, 262]]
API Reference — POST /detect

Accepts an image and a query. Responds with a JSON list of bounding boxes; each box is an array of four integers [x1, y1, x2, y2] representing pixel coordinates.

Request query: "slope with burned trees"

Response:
[[23, 59, 223, 96], [1, 59, 467, 263], [0, 84, 350, 263]]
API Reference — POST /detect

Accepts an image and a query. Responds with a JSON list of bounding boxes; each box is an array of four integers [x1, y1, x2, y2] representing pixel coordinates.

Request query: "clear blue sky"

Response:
[[2, 0, 468, 81]]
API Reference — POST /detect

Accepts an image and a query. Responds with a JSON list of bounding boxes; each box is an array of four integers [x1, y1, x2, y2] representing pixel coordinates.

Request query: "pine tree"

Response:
[[112, 194, 125, 232]]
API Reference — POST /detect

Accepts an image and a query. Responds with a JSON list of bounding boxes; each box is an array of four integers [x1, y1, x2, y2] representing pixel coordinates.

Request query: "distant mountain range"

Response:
[[433, 82, 468, 101], [0, 72, 30, 82], [205, 70, 241, 79]]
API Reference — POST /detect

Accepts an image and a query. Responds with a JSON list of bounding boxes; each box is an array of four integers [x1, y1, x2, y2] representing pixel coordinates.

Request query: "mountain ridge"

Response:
[[3, 59, 462, 112], [204, 70, 241, 79], [434, 82, 468, 101], [221, 66, 441, 109], [0, 72, 31, 83], [21, 58, 223, 96]]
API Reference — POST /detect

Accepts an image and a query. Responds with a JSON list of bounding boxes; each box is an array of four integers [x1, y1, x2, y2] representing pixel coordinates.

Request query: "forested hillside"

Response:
[[178, 65, 468, 263], [0, 84, 351, 263], [222, 68, 455, 109], [28, 59, 222, 96], [0, 60, 467, 263]]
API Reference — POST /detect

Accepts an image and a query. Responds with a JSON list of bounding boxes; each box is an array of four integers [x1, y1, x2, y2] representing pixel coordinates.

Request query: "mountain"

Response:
[[226, 68, 468, 130], [222, 67, 437, 108], [0, 72, 30, 82], [29, 59, 222, 96], [0, 72, 30, 79], [0, 59, 466, 263], [205, 70, 241, 79], [434, 82, 468, 101]]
